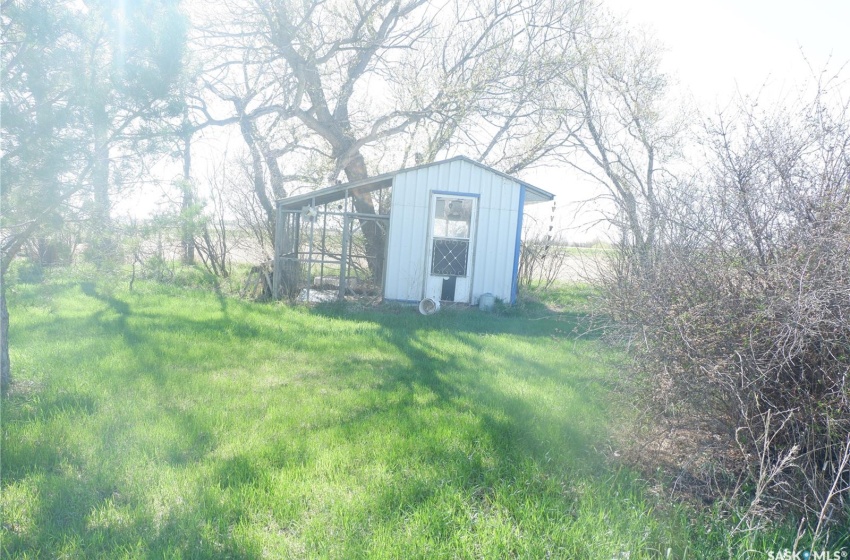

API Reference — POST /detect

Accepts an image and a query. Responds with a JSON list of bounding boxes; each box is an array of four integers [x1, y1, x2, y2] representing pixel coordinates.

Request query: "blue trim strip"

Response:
[[431, 190, 481, 198], [383, 299, 420, 305], [510, 186, 526, 305]]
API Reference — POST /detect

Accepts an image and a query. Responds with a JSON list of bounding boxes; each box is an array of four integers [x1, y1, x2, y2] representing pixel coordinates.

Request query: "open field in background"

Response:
[[555, 249, 609, 284], [21, 223, 610, 288], [1, 271, 803, 558]]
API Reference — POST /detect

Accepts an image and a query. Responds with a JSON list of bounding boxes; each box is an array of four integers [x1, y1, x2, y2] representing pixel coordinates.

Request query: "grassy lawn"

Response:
[[0, 275, 778, 558]]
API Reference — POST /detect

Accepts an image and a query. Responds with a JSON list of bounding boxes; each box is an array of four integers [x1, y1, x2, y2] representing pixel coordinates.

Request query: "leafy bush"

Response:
[[11, 259, 43, 284]]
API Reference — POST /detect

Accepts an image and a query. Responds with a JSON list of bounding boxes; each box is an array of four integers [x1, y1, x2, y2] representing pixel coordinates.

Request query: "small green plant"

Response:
[[11, 260, 43, 284]]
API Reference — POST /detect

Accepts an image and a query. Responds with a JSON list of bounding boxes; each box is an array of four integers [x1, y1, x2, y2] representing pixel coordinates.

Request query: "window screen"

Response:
[[431, 239, 469, 276], [431, 196, 473, 277]]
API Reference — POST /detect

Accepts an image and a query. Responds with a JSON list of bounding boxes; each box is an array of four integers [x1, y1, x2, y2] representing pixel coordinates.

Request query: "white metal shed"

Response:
[[273, 156, 554, 306]]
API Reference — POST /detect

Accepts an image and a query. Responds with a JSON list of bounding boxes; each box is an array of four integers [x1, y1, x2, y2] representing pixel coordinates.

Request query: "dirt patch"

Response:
[[611, 415, 742, 509]]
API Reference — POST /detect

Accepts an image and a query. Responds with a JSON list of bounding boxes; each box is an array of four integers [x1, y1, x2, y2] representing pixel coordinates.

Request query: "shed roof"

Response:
[[276, 156, 554, 211]]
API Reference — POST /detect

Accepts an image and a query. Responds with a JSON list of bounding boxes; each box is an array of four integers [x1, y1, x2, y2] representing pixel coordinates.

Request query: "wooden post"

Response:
[[306, 205, 315, 302], [339, 214, 349, 300], [319, 209, 327, 285], [273, 206, 284, 299]]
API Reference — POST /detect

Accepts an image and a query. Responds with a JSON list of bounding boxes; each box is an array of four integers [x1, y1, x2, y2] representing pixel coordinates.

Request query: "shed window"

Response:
[[433, 198, 472, 238], [431, 197, 472, 276]]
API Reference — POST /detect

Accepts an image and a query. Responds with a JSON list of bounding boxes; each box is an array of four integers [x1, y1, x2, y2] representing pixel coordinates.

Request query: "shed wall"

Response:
[[384, 159, 521, 303]]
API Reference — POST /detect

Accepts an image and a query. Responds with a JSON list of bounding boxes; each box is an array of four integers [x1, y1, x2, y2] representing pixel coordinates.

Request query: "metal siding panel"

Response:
[[438, 160, 451, 191], [387, 205, 404, 301], [494, 189, 519, 302], [409, 166, 432, 301], [486, 166, 498, 201], [480, 176, 491, 210], [392, 174, 405, 208], [486, 209, 502, 296], [405, 169, 416, 208], [459, 160, 470, 193], [472, 206, 489, 299], [467, 161, 481, 197], [390, 204, 406, 300], [455, 160, 466, 194], [401, 203, 414, 301], [481, 175, 493, 210], [485, 214, 499, 301], [403, 169, 412, 208], [398, 203, 415, 299], [509, 188, 524, 303], [389, 163, 531, 303], [402, 175, 418, 298], [472, 167, 486, 211], [470, 174, 517, 301], [385, 239, 398, 300], [478, 207, 496, 298], [481, 209, 493, 291], [449, 161, 466, 192], [494, 180, 503, 212], [470, 213, 483, 301], [501, 176, 514, 211], [497, 208, 514, 301], [405, 173, 417, 207], [503, 179, 516, 213], [408, 194, 427, 300], [398, 172, 412, 207], [388, 161, 528, 303], [486, 212, 499, 300], [483, 176, 496, 210], [446, 160, 457, 191], [384, 178, 402, 300], [420, 167, 433, 207], [463, 160, 475, 195], [387, 171, 426, 301]]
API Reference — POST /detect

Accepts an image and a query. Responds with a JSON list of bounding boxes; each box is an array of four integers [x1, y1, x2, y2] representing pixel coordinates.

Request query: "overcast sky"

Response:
[[606, 0, 850, 107], [530, 0, 850, 241]]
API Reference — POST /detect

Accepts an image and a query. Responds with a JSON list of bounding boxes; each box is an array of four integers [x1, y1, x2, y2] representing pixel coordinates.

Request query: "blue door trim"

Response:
[[510, 186, 526, 305]]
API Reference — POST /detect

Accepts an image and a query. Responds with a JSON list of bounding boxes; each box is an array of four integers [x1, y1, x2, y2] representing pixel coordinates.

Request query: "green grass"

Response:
[[0, 275, 808, 558]]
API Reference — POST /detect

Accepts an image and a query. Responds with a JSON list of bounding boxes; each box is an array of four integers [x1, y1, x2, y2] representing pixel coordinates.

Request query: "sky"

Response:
[[527, 0, 850, 242], [610, 0, 850, 105]]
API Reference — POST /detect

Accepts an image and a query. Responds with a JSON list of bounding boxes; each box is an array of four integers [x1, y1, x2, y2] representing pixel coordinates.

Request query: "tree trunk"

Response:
[[92, 106, 111, 227], [1, 268, 10, 394], [342, 151, 385, 282], [257, 136, 287, 200], [91, 109, 113, 267], [239, 118, 276, 227], [181, 131, 195, 265]]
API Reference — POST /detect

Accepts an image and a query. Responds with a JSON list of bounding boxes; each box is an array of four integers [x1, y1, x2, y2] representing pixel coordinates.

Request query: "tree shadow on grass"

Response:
[[1, 464, 264, 559], [315, 297, 602, 341], [2, 282, 265, 557], [373, 321, 606, 458], [300, 302, 615, 553], [4, 282, 620, 557]]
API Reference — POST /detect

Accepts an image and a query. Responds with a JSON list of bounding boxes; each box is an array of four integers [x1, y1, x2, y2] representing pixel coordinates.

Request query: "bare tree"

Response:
[[554, 18, 687, 267], [396, 0, 591, 174], [600, 80, 850, 537], [192, 0, 594, 280]]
